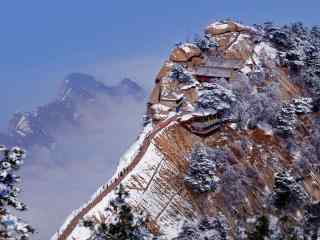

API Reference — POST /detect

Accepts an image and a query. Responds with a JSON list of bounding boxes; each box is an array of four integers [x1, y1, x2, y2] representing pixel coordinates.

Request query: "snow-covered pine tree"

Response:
[[274, 97, 313, 137], [173, 214, 229, 240], [246, 215, 270, 240], [270, 170, 310, 210], [169, 64, 195, 84], [184, 144, 220, 193], [196, 83, 237, 119], [0, 145, 34, 240], [193, 34, 219, 52], [83, 184, 152, 240]]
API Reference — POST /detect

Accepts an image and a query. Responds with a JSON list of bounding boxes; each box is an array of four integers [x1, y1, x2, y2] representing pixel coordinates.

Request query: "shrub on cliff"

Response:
[[247, 215, 270, 240], [194, 34, 219, 52], [184, 144, 220, 193], [174, 214, 229, 240], [83, 184, 152, 240], [184, 144, 234, 194], [273, 97, 313, 137], [261, 22, 320, 97], [196, 83, 237, 118], [170, 64, 196, 85], [270, 170, 310, 210], [304, 201, 320, 237]]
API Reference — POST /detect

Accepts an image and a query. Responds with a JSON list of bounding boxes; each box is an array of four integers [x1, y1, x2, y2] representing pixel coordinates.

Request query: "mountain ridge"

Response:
[[55, 20, 320, 240], [0, 73, 145, 150]]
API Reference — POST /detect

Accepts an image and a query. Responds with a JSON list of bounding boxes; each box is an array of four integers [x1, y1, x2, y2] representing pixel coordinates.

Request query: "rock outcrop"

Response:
[[55, 20, 320, 240]]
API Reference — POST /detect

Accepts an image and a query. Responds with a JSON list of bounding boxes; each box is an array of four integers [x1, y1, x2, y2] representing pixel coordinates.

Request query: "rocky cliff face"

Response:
[[55, 21, 320, 239]]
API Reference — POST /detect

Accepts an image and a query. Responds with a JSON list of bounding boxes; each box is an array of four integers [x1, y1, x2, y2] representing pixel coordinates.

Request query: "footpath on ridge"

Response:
[[57, 115, 178, 240]]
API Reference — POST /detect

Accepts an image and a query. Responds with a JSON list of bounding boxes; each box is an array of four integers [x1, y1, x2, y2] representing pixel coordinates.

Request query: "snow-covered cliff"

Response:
[[54, 21, 320, 239]]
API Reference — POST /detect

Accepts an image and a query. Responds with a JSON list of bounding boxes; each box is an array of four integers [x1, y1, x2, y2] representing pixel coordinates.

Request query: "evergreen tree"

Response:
[[247, 216, 270, 240], [193, 34, 219, 52], [184, 144, 221, 193], [0, 145, 34, 240], [270, 170, 310, 210], [83, 184, 152, 240]]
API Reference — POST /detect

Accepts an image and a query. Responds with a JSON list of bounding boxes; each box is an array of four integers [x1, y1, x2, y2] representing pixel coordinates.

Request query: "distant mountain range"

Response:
[[0, 73, 146, 149]]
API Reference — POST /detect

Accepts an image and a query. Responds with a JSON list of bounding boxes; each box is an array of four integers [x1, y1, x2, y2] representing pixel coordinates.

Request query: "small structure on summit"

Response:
[[179, 82, 237, 135], [147, 20, 257, 123], [180, 113, 227, 136], [190, 56, 243, 80]]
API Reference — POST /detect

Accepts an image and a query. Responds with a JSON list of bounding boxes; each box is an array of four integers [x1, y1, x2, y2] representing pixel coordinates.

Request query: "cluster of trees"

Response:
[[233, 170, 320, 239], [170, 64, 196, 85], [184, 144, 237, 195], [0, 145, 157, 240], [242, 214, 302, 240], [261, 22, 320, 97], [304, 201, 320, 237], [0, 145, 33, 240], [196, 83, 237, 119], [83, 184, 153, 240], [270, 170, 310, 210], [193, 34, 219, 52], [184, 144, 220, 193], [274, 97, 313, 137], [174, 214, 228, 240]]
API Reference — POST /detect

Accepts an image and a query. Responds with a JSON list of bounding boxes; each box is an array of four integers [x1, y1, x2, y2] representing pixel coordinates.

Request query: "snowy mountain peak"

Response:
[[1, 74, 145, 149], [59, 73, 145, 102], [59, 73, 110, 101], [120, 78, 144, 92], [64, 72, 97, 86], [115, 78, 146, 100]]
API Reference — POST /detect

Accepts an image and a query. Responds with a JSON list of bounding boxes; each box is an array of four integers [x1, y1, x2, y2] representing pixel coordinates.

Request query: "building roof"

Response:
[[205, 56, 243, 69], [191, 66, 235, 78]]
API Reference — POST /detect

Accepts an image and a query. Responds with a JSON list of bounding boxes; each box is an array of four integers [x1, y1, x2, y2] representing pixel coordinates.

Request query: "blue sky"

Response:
[[0, 0, 319, 129]]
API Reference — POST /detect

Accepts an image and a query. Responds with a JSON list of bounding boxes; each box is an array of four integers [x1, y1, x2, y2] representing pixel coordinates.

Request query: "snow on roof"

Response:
[[205, 56, 243, 69], [191, 66, 235, 78]]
